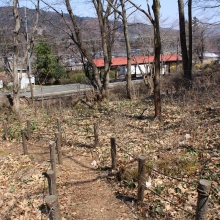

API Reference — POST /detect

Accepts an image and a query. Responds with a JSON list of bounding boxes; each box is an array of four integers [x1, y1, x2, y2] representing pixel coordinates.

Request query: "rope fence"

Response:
[[1, 116, 219, 220]]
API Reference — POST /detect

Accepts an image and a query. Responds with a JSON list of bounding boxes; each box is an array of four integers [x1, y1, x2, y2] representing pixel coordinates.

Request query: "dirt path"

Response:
[[59, 151, 136, 220], [0, 141, 137, 220]]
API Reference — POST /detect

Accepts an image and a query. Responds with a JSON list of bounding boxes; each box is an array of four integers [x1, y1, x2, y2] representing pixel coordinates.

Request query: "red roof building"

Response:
[[93, 54, 182, 68]]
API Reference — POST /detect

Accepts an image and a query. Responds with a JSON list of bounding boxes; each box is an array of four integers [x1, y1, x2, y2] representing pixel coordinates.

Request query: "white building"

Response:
[[120, 64, 151, 76], [18, 69, 35, 89]]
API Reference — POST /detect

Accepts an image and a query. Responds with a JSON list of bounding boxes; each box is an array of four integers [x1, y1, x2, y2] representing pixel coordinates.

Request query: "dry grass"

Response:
[[0, 64, 220, 219]]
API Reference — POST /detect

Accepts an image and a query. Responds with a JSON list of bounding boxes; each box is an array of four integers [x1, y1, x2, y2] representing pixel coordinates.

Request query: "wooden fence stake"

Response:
[[43, 170, 57, 195], [45, 195, 61, 220], [26, 120, 31, 140], [94, 122, 99, 147], [49, 141, 56, 177], [138, 156, 146, 202], [57, 118, 62, 144], [21, 129, 28, 155], [6, 111, 10, 122], [57, 118, 61, 133], [34, 103, 37, 117], [110, 137, 117, 169], [3, 120, 8, 140], [55, 132, 63, 165], [46, 101, 49, 115], [196, 179, 211, 220]]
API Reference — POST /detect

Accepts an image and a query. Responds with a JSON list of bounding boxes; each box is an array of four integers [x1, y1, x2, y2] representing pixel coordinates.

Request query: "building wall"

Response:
[[120, 64, 151, 76], [18, 72, 35, 89]]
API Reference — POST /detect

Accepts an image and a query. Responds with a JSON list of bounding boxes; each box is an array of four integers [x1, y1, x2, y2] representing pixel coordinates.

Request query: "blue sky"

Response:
[[12, 0, 219, 27], [68, 0, 179, 24], [16, 0, 179, 24]]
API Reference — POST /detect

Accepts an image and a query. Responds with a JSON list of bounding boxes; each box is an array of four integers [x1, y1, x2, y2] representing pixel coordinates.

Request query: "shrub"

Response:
[[60, 71, 88, 84], [170, 65, 176, 71], [194, 63, 201, 69]]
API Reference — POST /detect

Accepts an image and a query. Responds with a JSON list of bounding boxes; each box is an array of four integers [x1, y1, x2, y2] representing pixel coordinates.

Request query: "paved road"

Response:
[[21, 83, 93, 99], [0, 83, 94, 100], [0, 79, 142, 100]]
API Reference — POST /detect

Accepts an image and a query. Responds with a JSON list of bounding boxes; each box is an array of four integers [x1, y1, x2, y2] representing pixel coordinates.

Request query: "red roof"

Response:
[[93, 54, 182, 68]]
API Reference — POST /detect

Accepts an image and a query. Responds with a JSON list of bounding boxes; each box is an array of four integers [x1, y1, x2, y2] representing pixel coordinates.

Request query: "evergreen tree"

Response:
[[34, 40, 66, 84]]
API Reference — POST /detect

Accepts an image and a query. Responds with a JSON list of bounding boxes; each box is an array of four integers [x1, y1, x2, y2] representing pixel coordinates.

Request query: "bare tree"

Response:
[[12, 0, 21, 116], [42, 0, 118, 100], [194, 0, 220, 24], [64, 0, 102, 92], [127, 0, 162, 119], [1, 1, 40, 116], [107, 0, 133, 99], [20, 2, 40, 105], [92, 0, 118, 100], [178, 0, 192, 86]]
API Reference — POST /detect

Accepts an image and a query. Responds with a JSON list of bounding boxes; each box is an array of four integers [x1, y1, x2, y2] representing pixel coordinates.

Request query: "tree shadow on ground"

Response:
[[74, 142, 93, 149], [63, 154, 97, 171], [116, 193, 137, 204]]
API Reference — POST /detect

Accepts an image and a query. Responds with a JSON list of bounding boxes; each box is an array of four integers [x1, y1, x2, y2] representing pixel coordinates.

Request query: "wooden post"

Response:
[[196, 179, 211, 220], [3, 120, 8, 140], [138, 156, 146, 202], [59, 99, 62, 114], [94, 122, 99, 147], [21, 129, 28, 155], [57, 118, 62, 145], [45, 195, 61, 220], [49, 141, 56, 177], [55, 132, 63, 165], [46, 101, 49, 115], [6, 111, 10, 122], [110, 137, 117, 169], [43, 170, 57, 195], [34, 103, 37, 117], [26, 120, 31, 140], [57, 118, 61, 133]]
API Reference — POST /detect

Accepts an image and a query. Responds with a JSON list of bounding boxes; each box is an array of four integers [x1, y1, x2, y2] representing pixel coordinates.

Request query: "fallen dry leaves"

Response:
[[0, 77, 220, 219]]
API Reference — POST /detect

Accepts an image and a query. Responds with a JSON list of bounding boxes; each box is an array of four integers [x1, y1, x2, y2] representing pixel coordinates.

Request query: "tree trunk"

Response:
[[65, 0, 103, 93], [188, 0, 192, 76], [152, 0, 161, 119], [12, 0, 21, 117], [120, 0, 133, 99], [178, 0, 192, 84], [93, 0, 117, 101]]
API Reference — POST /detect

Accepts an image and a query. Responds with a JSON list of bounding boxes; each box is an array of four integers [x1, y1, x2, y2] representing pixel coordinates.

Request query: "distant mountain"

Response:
[[0, 6, 178, 59]]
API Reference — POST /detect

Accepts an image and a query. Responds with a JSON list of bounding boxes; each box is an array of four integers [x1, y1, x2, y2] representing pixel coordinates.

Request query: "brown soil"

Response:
[[0, 139, 136, 220]]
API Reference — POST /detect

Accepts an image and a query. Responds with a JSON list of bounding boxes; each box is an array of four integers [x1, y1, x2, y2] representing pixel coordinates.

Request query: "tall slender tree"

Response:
[[92, 0, 118, 100], [127, 0, 162, 119], [178, 0, 192, 86], [2, 1, 40, 113], [42, 0, 117, 100], [106, 0, 133, 99], [12, 0, 20, 116]]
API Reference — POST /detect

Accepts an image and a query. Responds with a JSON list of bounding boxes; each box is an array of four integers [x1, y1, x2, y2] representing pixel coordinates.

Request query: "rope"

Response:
[[146, 186, 195, 217], [145, 164, 198, 186], [116, 143, 138, 160], [197, 188, 210, 197]]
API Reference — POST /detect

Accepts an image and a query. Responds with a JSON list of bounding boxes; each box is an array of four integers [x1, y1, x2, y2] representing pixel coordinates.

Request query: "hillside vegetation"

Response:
[[0, 65, 220, 219]]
